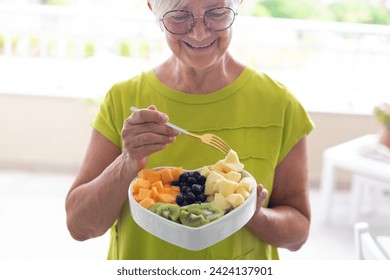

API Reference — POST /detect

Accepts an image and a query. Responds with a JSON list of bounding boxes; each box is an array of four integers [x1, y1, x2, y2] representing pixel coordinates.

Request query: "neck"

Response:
[[155, 53, 244, 94]]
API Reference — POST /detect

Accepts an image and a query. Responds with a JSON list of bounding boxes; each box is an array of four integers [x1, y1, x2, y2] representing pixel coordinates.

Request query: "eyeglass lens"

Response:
[[162, 7, 236, 35]]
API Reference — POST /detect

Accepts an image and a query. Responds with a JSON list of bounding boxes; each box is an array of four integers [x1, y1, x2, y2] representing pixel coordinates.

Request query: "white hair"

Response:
[[147, 0, 242, 28]]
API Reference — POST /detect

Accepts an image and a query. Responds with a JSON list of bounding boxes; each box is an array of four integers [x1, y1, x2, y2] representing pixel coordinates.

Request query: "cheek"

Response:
[[165, 33, 181, 51]]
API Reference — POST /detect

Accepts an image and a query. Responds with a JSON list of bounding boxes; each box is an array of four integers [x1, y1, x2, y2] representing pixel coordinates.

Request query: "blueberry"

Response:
[[171, 180, 180, 186], [187, 177, 197, 187], [189, 171, 201, 178], [197, 193, 207, 202], [191, 184, 203, 195], [176, 193, 186, 206], [186, 192, 196, 204], [180, 184, 189, 193], [179, 173, 189, 183], [196, 175, 206, 185]]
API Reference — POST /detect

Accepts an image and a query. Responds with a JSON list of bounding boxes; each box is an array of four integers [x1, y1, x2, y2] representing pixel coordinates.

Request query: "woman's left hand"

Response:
[[254, 184, 268, 213]]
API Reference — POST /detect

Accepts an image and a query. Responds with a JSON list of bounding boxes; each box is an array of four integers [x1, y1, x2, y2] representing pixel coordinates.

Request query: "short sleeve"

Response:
[[277, 94, 314, 164], [92, 88, 122, 148]]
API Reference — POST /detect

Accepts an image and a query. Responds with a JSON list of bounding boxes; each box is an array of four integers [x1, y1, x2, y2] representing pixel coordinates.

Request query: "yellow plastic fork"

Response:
[[130, 106, 231, 154]]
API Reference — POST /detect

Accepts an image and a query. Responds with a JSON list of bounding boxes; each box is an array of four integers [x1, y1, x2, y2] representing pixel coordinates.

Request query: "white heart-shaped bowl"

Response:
[[128, 167, 257, 251]]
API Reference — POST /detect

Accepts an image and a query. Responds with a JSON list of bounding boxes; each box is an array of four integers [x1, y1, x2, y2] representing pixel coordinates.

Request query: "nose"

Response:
[[188, 16, 210, 40]]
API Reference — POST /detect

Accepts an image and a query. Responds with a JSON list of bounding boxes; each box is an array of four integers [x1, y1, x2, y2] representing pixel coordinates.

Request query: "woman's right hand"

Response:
[[121, 105, 180, 172]]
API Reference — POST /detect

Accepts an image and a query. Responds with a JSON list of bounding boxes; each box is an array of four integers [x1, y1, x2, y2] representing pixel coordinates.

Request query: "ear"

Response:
[[147, 2, 152, 11]]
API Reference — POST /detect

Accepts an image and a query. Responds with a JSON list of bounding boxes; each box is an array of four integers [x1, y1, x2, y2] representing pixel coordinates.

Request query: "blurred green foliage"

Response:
[[247, 0, 390, 25]]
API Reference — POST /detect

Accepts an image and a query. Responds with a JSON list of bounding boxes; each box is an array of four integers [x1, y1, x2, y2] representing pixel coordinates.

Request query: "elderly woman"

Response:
[[65, 0, 314, 259]]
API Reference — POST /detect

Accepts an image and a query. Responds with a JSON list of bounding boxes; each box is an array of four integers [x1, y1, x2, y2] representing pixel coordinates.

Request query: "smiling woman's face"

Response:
[[158, 0, 239, 70]]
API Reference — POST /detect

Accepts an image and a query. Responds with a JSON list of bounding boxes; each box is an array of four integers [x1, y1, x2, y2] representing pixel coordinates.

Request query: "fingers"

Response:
[[122, 106, 180, 163], [255, 184, 268, 212], [127, 106, 169, 126]]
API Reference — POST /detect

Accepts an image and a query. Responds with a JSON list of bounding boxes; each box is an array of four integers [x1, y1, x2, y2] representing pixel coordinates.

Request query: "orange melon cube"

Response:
[[159, 168, 174, 184], [131, 183, 140, 194], [151, 186, 159, 200], [139, 198, 155, 209], [135, 178, 151, 190], [147, 171, 161, 183], [138, 188, 152, 201], [151, 181, 164, 190], [133, 193, 140, 202], [170, 186, 180, 196], [137, 169, 154, 180], [171, 167, 184, 180], [159, 187, 173, 194], [157, 193, 176, 204]]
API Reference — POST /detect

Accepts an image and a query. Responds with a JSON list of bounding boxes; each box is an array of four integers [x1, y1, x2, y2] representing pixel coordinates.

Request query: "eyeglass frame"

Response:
[[160, 7, 238, 35]]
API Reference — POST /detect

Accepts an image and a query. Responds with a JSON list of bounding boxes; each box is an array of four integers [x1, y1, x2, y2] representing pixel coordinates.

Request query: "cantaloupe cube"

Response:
[[157, 193, 176, 203], [135, 178, 151, 190], [170, 186, 180, 194], [139, 198, 155, 209], [138, 188, 152, 201], [151, 186, 159, 200], [137, 169, 153, 180], [159, 187, 173, 194], [151, 180, 164, 190], [159, 168, 174, 184], [170, 167, 184, 180], [131, 183, 140, 194], [147, 171, 161, 183]]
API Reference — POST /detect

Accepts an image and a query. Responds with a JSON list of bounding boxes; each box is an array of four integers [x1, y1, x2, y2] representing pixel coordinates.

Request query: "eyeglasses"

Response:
[[161, 7, 237, 35]]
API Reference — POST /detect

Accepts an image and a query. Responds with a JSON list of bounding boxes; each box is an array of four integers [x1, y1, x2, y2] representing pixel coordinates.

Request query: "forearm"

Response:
[[246, 205, 310, 251], [66, 154, 136, 241]]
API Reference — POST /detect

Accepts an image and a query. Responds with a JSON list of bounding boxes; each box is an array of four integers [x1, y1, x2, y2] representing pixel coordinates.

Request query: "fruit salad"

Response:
[[131, 150, 253, 228]]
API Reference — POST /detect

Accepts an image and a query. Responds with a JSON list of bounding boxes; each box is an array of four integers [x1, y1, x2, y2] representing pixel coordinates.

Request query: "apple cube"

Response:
[[226, 193, 245, 208], [200, 166, 211, 177], [210, 160, 225, 172], [223, 149, 240, 164], [213, 193, 231, 210], [222, 162, 244, 173], [205, 171, 225, 195], [235, 186, 250, 200], [215, 178, 238, 196], [226, 171, 241, 183], [238, 177, 253, 192]]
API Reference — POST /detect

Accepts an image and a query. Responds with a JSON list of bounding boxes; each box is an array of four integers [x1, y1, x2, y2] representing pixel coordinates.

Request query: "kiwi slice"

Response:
[[180, 203, 201, 212], [180, 203, 224, 223], [148, 202, 166, 213], [179, 209, 209, 228], [199, 203, 224, 222], [156, 204, 180, 222]]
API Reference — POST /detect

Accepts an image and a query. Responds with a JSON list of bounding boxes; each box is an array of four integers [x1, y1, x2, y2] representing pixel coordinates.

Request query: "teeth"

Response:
[[188, 42, 213, 48]]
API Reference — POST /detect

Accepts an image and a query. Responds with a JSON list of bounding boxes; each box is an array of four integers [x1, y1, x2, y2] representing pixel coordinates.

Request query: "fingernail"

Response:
[[160, 113, 169, 122]]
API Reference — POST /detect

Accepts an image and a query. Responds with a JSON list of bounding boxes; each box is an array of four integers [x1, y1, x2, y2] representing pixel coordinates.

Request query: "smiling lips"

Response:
[[185, 39, 216, 49]]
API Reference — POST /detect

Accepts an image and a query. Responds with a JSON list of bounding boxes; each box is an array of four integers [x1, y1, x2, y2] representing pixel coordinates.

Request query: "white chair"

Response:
[[354, 222, 388, 260], [350, 175, 390, 223]]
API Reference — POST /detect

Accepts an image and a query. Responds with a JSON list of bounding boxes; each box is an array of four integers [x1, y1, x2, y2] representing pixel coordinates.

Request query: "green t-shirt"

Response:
[[93, 66, 314, 259]]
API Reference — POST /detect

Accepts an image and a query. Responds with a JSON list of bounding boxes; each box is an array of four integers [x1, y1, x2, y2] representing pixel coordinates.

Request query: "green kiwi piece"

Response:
[[180, 203, 201, 212], [179, 209, 209, 228], [148, 202, 166, 213], [199, 203, 224, 222], [156, 204, 180, 222]]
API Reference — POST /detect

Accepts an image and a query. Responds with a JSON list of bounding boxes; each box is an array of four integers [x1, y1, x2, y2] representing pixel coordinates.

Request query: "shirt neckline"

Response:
[[146, 67, 253, 105]]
